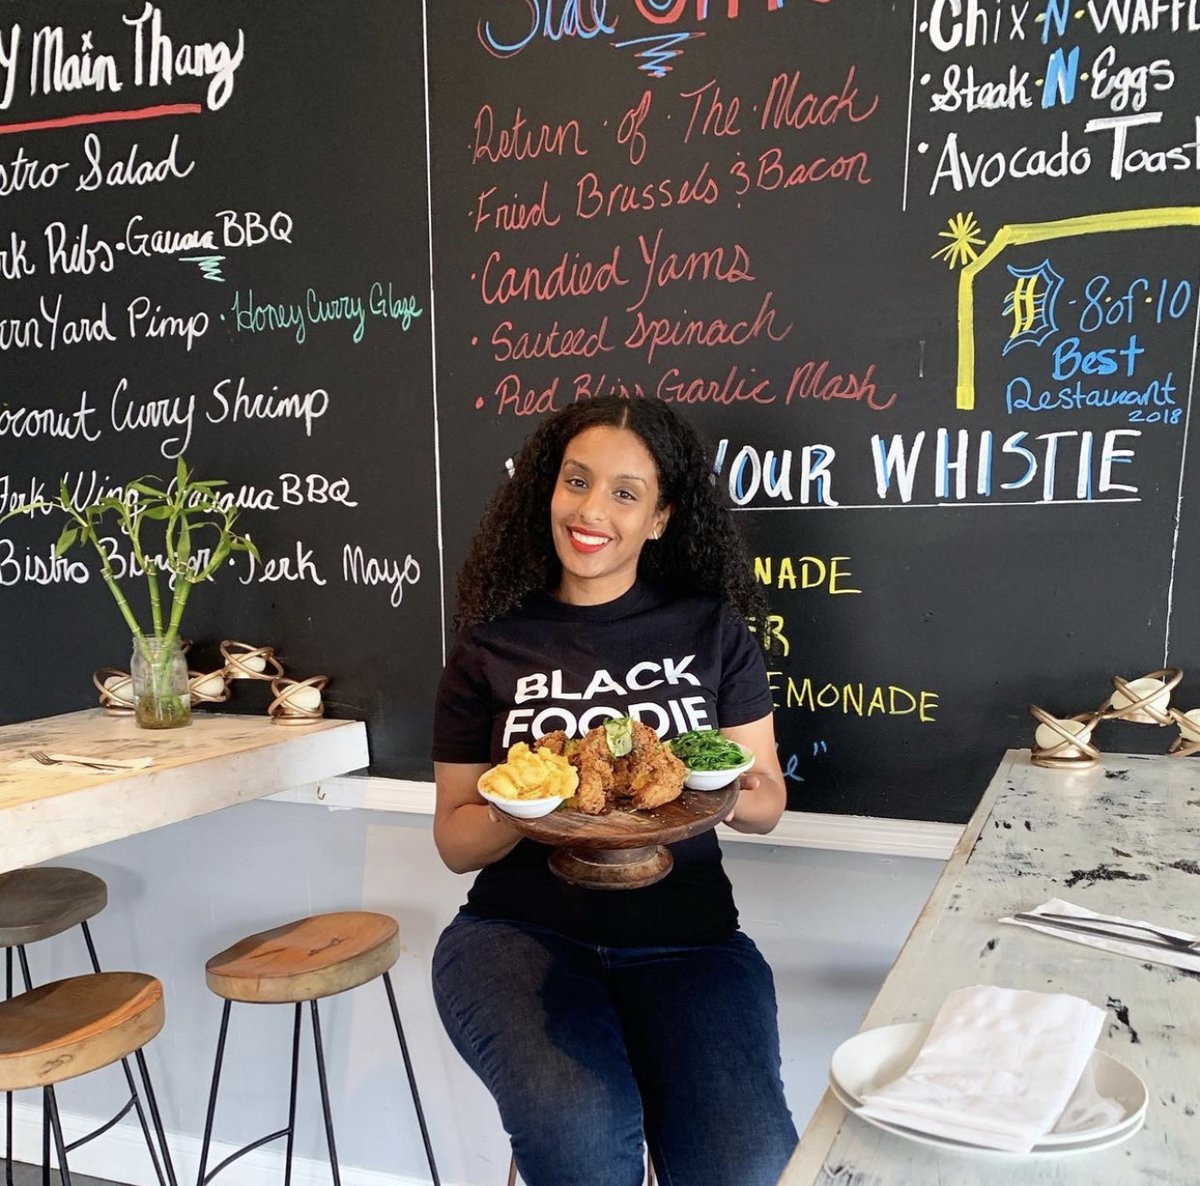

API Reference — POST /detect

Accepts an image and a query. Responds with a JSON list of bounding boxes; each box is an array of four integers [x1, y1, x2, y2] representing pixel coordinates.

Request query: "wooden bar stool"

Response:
[[1, 868, 173, 1186], [196, 911, 440, 1186], [0, 972, 177, 1186]]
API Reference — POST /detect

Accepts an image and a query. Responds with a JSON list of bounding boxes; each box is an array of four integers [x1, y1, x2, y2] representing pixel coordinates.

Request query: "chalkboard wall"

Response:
[[3, 1, 1198, 824]]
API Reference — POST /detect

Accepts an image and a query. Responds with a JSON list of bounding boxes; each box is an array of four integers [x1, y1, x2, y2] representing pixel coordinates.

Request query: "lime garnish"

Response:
[[604, 717, 634, 758]]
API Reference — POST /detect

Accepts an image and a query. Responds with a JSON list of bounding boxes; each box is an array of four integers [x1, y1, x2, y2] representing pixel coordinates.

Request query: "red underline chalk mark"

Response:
[[0, 102, 203, 137]]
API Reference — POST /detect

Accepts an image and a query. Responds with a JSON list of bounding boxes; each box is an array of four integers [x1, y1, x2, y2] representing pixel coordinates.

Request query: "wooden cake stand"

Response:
[[505, 781, 740, 890]]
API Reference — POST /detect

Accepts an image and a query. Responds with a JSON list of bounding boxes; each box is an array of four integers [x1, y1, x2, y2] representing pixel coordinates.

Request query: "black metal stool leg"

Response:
[[309, 1001, 342, 1186], [381, 972, 441, 1186], [121, 1056, 170, 1186], [195, 1001, 310, 1186], [133, 1049, 179, 1186], [283, 1004, 302, 1186], [4, 946, 12, 1186], [196, 1001, 232, 1186], [14, 948, 39, 1186], [79, 923, 101, 975], [43, 1087, 73, 1186], [78, 921, 171, 1186]]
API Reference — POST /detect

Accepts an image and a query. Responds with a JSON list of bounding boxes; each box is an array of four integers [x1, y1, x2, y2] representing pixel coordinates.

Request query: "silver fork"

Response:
[[29, 750, 125, 772], [1015, 912, 1200, 951]]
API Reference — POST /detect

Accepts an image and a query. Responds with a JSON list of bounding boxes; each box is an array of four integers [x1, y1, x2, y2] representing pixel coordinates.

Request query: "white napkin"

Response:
[[857, 985, 1108, 1153], [1002, 897, 1200, 975], [11, 753, 155, 774]]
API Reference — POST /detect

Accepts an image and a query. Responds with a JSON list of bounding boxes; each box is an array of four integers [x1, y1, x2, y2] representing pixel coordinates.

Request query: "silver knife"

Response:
[[1012, 913, 1199, 953]]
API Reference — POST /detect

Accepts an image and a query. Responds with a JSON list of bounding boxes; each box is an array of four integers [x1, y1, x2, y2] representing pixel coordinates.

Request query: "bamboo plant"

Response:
[[2, 457, 258, 725]]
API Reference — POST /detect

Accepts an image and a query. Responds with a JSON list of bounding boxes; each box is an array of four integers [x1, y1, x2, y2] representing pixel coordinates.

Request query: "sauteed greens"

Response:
[[669, 729, 747, 771]]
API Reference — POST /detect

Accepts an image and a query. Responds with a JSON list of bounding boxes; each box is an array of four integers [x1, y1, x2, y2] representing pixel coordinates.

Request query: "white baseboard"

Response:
[[9, 1099, 443, 1186], [268, 776, 962, 860]]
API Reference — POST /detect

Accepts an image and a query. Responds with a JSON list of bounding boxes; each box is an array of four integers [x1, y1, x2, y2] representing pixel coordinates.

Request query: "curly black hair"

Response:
[[455, 397, 767, 627]]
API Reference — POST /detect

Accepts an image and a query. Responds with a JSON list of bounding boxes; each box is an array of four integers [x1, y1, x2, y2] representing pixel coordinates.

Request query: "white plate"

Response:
[[830, 1022, 1147, 1152], [476, 786, 566, 818], [827, 1077, 1146, 1159], [679, 742, 754, 791]]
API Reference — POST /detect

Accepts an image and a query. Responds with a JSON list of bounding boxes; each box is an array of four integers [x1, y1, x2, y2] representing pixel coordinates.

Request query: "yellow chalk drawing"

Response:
[[1008, 274, 1040, 337], [956, 207, 1200, 411], [932, 211, 985, 269]]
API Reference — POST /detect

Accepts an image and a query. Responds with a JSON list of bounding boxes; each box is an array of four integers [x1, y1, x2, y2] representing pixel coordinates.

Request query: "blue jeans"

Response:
[[432, 913, 797, 1186]]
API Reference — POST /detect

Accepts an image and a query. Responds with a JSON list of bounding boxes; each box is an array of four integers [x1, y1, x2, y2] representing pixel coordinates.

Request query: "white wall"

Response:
[[13, 801, 941, 1186]]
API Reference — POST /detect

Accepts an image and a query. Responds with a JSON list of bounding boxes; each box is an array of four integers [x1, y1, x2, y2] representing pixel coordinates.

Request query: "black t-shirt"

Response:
[[432, 581, 774, 946]]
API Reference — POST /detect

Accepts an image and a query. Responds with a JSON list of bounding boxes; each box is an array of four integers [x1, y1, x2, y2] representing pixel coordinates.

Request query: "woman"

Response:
[[431, 396, 797, 1186]]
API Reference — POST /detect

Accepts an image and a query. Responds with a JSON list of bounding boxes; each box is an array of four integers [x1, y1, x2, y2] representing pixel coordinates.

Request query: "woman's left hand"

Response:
[[718, 716, 787, 834], [725, 770, 761, 821]]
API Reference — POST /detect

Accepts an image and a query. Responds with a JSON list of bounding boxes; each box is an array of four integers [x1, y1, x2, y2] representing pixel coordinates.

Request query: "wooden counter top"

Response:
[[0, 709, 369, 873], [777, 748, 1200, 1186]]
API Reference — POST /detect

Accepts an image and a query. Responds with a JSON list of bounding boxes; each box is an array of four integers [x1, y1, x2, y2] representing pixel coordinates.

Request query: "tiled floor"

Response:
[[11, 1163, 118, 1185]]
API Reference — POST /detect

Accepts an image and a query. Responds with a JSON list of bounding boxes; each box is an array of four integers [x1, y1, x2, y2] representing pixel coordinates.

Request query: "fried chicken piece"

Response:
[[570, 725, 617, 815], [537, 730, 568, 756], [538, 719, 685, 814], [622, 720, 686, 810], [536, 728, 611, 814]]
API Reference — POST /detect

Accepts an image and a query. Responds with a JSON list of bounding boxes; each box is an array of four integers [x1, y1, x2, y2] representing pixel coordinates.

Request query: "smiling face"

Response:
[[550, 425, 671, 605]]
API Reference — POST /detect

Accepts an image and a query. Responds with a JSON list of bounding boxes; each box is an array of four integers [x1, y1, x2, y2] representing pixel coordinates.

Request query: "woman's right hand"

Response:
[[433, 761, 524, 873]]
